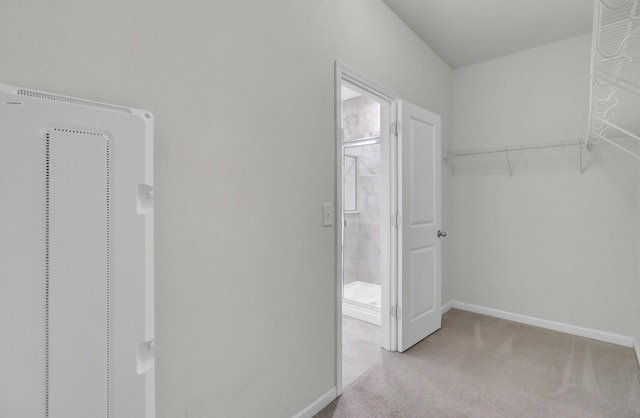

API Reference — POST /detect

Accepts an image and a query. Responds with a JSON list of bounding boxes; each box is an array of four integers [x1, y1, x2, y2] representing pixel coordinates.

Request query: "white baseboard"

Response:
[[448, 301, 634, 348], [292, 387, 336, 418], [441, 300, 454, 315], [342, 303, 381, 326], [634, 339, 640, 369]]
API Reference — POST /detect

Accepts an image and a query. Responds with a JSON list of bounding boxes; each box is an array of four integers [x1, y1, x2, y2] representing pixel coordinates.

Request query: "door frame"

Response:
[[334, 61, 399, 394]]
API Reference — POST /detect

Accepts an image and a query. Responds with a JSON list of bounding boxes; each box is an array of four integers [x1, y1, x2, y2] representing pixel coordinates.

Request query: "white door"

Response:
[[396, 100, 442, 352]]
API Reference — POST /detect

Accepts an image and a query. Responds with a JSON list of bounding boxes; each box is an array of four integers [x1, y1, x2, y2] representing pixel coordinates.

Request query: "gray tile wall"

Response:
[[342, 96, 381, 287], [342, 96, 380, 141]]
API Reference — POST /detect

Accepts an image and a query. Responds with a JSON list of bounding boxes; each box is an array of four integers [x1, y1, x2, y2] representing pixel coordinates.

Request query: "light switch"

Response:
[[323, 203, 333, 227]]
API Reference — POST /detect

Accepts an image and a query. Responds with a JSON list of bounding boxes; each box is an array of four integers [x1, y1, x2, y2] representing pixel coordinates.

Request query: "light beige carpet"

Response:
[[317, 309, 640, 417]]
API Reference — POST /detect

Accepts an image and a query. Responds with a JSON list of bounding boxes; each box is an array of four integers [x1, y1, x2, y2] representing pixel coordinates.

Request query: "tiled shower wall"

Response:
[[342, 95, 381, 141], [342, 96, 381, 287]]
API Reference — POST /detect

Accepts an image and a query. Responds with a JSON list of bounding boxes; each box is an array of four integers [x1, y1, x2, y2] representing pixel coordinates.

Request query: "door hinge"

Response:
[[391, 305, 402, 319], [391, 121, 402, 135], [392, 213, 402, 227]]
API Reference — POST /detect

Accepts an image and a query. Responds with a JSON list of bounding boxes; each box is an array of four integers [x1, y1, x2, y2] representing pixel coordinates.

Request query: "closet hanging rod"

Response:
[[444, 138, 584, 159]]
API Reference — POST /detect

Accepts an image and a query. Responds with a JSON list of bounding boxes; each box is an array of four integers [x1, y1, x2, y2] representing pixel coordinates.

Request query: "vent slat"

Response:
[[17, 89, 132, 114]]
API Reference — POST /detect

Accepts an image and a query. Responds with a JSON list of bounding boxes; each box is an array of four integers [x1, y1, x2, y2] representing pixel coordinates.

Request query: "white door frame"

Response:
[[334, 61, 399, 394]]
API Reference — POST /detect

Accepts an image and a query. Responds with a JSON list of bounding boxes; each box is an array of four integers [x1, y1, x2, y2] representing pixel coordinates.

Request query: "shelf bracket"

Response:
[[505, 151, 512, 177]]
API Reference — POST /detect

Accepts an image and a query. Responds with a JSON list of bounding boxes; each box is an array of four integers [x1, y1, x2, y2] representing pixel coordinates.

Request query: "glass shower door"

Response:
[[342, 141, 382, 312]]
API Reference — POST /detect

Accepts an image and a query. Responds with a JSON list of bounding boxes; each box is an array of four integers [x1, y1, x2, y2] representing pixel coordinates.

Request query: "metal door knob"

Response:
[[437, 230, 447, 238]]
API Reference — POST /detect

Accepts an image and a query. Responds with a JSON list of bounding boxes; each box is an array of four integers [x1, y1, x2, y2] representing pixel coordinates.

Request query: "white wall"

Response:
[[0, 1, 451, 416], [450, 34, 639, 338], [636, 174, 640, 350]]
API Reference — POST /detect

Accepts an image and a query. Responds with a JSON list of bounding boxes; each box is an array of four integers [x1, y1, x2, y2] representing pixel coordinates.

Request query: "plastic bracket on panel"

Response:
[[136, 340, 155, 375], [137, 184, 154, 215]]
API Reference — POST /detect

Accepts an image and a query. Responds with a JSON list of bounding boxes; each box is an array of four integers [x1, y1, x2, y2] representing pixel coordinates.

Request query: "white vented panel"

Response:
[[0, 84, 154, 418], [47, 130, 111, 417]]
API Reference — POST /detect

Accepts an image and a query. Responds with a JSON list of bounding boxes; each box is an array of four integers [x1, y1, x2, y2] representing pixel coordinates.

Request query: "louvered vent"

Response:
[[18, 89, 132, 114], [45, 128, 113, 417]]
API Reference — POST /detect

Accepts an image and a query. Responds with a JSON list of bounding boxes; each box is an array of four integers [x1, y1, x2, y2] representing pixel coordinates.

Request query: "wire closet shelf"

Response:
[[443, 139, 585, 177], [444, 0, 639, 170], [588, 0, 640, 158]]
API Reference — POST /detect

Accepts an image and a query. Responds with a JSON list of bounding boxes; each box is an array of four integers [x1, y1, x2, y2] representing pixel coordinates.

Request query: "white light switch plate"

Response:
[[323, 203, 333, 227]]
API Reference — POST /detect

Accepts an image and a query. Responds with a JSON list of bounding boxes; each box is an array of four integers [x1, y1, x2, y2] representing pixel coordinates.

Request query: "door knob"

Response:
[[437, 230, 447, 238]]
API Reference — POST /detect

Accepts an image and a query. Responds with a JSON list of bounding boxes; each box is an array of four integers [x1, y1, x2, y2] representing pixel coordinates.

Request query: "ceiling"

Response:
[[381, 0, 594, 69]]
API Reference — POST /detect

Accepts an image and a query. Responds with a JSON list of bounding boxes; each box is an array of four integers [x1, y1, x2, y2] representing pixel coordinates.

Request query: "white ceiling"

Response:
[[382, 0, 593, 69]]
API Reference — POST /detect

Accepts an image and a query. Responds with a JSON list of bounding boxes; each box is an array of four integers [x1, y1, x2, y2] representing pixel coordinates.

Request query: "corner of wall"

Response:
[[292, 387, 337, 418], [441, 300, 454, 315]]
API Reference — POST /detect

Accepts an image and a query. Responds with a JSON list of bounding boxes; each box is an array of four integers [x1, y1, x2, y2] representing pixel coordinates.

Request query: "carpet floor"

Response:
[[317, 309, 640, 417]]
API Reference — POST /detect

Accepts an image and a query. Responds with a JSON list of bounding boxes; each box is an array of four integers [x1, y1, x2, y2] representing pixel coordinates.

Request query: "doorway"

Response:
[[340, 85, 390, 387], [338, 77, 394, 389], [335, 62, 443, 393]]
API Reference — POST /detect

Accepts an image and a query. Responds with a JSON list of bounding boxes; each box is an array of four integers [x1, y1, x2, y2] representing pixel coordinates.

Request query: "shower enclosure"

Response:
[[341, 86, 383, 325], [342, 139, 382, 325]]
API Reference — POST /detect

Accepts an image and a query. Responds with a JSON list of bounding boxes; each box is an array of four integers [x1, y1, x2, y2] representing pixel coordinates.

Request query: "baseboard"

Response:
[[634, 339, 640, 369], [441, 300, 454, 315], [449, 301, 634, 348], [342, 303, 381, 326], [292, 387, 336, 418]]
